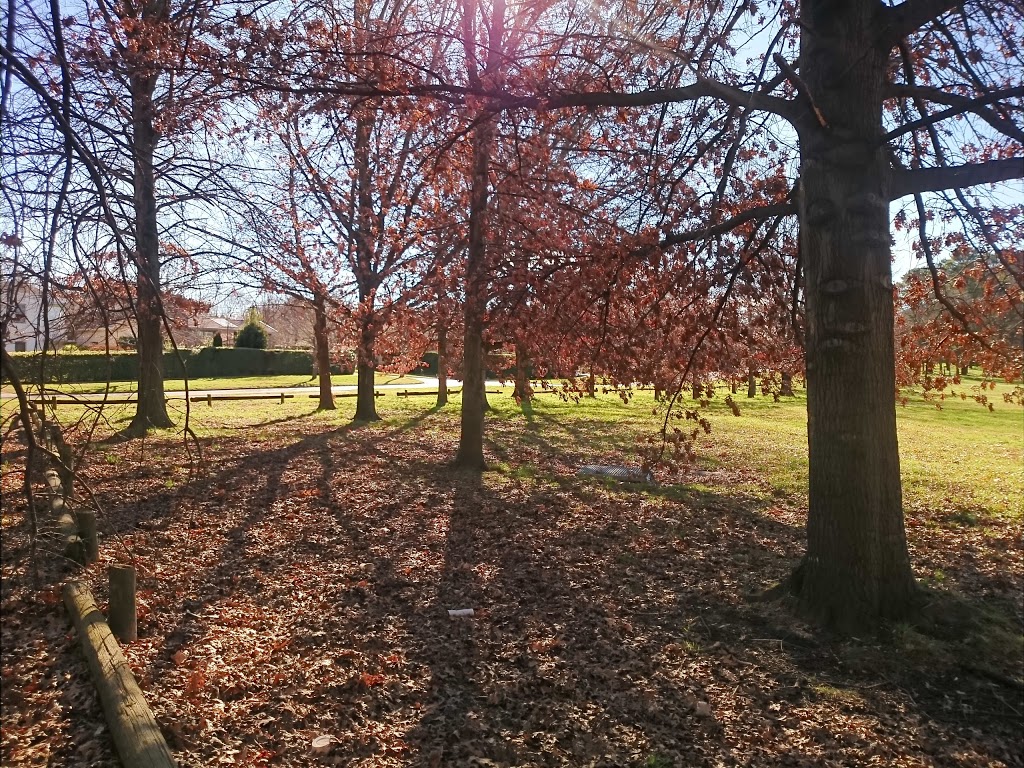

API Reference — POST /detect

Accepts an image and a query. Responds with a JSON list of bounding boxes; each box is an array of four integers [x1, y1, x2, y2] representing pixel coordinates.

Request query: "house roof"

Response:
[[197, 316, 240, 332]]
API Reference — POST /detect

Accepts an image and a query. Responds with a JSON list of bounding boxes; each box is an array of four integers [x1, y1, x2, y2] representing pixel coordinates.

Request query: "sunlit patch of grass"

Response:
[[2, 371, 424, 396], [9, 376, 1020, 528], [810, 682, 866, 707]]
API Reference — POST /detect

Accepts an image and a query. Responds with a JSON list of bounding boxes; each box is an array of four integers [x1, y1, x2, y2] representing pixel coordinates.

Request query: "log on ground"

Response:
[[63, 581, 176, 768]]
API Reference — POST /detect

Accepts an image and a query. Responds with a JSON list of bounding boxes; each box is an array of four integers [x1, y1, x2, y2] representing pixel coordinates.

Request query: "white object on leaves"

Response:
[[447, 608, 475, 618], [311, 735, 333, 753]]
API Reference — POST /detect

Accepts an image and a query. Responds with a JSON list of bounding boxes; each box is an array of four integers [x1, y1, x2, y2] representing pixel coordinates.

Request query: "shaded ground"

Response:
[[2, 404, 1022, 767]]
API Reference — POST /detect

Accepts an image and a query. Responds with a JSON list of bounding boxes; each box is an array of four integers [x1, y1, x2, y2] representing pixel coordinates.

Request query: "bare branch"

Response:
[[879, 0, 959, 47], [885, 84, 1024, 144], [534, 79, 798, 123], [890, 158, 1024, 199], [661, 202, 797, 248]]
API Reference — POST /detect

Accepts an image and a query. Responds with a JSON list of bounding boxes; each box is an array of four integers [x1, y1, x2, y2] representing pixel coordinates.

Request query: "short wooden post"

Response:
[[279, 392, 285, 404], [109, 566, 137, 642], [207, 393, 213, 407], [77, 511, 99, 564]]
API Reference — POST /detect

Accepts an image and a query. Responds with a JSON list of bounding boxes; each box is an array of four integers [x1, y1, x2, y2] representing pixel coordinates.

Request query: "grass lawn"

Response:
[[1, 371, 424, 395], [1, 378, 1020, 766]]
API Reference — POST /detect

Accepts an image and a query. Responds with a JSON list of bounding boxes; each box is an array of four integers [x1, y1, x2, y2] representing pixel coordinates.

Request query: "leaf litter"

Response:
[[1, 408, 1022, 767]]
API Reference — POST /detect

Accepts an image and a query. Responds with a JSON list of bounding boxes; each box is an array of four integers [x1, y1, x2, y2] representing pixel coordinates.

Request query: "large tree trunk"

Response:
[[313, 293, 335, 411], [792, 0, 916, 632], [455, 115, 493, 470], [127, 71, 172, 433], [436, 321, 448, 407]]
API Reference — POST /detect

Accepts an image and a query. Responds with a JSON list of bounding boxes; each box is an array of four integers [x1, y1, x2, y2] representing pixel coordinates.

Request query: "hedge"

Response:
[[4, 348, 313, 384]]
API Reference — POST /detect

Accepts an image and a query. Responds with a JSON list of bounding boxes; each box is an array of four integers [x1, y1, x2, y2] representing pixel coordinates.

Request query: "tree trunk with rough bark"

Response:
[[352, 111, 380, 423], [791, 0, 917, 632], [127, 70, 172, 434], [513, 341, 531, 402], [455, 115, 493, 470], [354, 316, 379, 422], [747, 368, 757, 398], [781, 371, 794, 397], [313, 293, 335, 410]]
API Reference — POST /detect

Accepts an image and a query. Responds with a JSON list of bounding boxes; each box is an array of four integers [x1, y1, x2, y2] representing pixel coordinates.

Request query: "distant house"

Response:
[[186, 315, 278, 347], [192, 316, 241, 346], [73, 320, 139, 350], [1, 280, 69, 352]]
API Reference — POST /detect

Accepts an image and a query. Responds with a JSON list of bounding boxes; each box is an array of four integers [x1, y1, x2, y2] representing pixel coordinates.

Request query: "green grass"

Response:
[[4, 376, 1020, 521], [3, 372, 423, 395]]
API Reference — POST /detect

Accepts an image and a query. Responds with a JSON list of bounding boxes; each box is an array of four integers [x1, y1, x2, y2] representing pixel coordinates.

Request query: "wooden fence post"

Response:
[[77, 511, 99, 564], [109, 566, 137, 642]]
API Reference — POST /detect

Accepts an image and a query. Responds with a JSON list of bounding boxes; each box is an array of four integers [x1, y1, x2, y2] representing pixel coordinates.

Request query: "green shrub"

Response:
[[235, 322, 267, 349], [212, 332, 223, 348], [4, 348, 313, 383]]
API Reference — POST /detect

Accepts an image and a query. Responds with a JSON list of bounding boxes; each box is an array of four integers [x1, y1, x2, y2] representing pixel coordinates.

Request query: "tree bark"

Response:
[[313, 293, 335, 410], [781, 371, 794, 396], [455, 114, 494, 470], [127, 68, 172, 433], [352, 109, 380, 423], [747, 368, 757, 398], [793, 0, 917, 631], [354, 315, 379, 421], [513, 340, 531, 402], [436, 321, 448, 407], [587, 367, 596, 398]]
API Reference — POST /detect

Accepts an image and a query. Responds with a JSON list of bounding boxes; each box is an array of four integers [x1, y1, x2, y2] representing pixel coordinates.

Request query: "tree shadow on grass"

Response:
[[391, 403, 447, 434], [219, 406, 323, 430]]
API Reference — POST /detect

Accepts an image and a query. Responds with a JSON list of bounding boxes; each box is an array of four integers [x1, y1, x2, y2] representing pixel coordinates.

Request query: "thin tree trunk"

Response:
[[313, 293, 335, 410], [127, 70, 171, 433], [692, 375, 701, 400], [436, 322, 448, 407], [793, 1, 916, 632], [513, 340, 531, 403], [354, 315, 379, 421], [455, 114, 493, 470], [781, 371, 794, 396], [352, 110, 380, 423], [587, 367, 596, 398], [747, 368, 757, 398]]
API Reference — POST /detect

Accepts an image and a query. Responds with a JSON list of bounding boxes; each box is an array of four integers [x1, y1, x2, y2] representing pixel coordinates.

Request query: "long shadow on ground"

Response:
[[71, 415, 1024, 768]]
